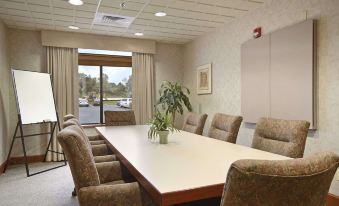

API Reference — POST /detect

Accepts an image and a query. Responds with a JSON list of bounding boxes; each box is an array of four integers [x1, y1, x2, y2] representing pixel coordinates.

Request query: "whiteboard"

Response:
[[12, 69, 57, 124]]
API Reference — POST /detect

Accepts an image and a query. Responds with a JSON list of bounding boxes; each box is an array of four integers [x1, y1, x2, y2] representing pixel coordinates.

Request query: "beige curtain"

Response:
[[46, 46, 78, 161], [132, 53, 154, 124]]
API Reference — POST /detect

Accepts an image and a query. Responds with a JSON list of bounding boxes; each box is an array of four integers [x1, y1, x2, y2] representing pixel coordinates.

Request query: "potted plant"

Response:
[[148, 110, 178, 144], [158, 81, 192, 123]]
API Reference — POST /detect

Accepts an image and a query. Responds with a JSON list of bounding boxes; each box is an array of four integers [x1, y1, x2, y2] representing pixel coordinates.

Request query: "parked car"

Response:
[[120, 98, 132, 108], [93, 98, 100, 106], [79, 98, 89, 107]]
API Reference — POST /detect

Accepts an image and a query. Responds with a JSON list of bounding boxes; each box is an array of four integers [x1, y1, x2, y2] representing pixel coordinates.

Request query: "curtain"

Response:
[[132, 53, 155, 124], [46, 46, 78, 161]]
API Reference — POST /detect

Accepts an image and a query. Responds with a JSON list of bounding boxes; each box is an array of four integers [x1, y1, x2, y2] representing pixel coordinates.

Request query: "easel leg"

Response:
[[56, 119, 67, 165], [43, 122, 57, 162], [18, 121, 30, 177], [3, 122, 19, 173], [5, 117, 67, 177]]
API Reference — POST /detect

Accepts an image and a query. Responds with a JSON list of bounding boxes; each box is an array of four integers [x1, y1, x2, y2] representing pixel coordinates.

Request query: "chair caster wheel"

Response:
[[72, 189, 77, 196]]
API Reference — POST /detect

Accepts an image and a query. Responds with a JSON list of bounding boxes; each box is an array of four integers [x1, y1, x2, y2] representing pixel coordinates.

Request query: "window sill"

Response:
[[82, 124, 105, 128]]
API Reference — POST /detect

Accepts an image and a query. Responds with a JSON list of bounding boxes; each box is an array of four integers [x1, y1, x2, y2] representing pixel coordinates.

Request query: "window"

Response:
[[78, 49, 132, 124]]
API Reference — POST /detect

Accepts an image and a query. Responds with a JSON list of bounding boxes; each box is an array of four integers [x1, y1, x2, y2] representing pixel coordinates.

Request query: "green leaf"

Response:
[[156, 81, 192, 123]]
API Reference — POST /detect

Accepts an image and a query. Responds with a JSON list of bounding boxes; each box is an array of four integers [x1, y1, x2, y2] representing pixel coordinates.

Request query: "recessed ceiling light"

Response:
[[134, 32, 144, 36], [120, 2, 127, 8], [68, 0, 84, 6], [68, 25, 79, 30], [155, 11, 167, 17]]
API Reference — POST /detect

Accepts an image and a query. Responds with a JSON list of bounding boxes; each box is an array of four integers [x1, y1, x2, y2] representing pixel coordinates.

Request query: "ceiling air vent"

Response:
[[94, 12, 134, 28]]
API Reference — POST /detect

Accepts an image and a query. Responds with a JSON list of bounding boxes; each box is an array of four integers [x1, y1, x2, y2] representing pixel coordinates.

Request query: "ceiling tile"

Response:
[[28, 4, 50, 13], [76, 10, 95, 18], [4, 1, 27, 10], [0, 0, 271, 43], [36, 23, 55, 30], [34, 18, 53, 24], [97, 6, 119, 14], [32, 12, 52, 19], [6, 9, 31, 17], [52, 0, 73, 9], [53, 14, 74, 21], [75, 16, 93, 24], [27, 0, 50, 6]]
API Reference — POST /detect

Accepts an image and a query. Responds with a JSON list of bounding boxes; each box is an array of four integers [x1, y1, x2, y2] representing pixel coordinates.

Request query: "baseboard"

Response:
[[7, 154, 45, 164], [327, 193, 339, 206], [0, 154, 45, 175], [0, 160, 6, 174]]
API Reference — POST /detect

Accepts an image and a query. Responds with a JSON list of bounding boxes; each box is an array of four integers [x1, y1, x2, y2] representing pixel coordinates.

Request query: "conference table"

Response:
[[96, 125, 289, 206]]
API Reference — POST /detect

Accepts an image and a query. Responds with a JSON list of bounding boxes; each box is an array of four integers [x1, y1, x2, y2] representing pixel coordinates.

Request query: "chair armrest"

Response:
[[96, 161, 122, 183], [78, 182, 142, 206]]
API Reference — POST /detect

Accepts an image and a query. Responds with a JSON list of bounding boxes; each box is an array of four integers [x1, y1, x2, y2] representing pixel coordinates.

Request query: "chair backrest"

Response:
[[104, 111, 136, 126], [57, 125, 100, 192], [63, 118, 81, 129], [182, 112, 208, 135], [252, 117, 310, 158], [208, 113, 243, 143], [220, 152, 339, 206], [63, 114, 76, 122], [62, 119, 93, 148]]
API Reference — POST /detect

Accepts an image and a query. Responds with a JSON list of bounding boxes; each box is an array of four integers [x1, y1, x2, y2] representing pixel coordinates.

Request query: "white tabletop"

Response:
[[96, 125, 289, 195]]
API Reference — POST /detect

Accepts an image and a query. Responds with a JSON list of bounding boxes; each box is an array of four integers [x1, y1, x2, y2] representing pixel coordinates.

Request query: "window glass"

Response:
[[78, 52, 132, 125], [78, 66, 100, 124], [102, 66, 132, 123]]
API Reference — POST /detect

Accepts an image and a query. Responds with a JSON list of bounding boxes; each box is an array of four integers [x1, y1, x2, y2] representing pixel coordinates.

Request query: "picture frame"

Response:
[[197, 63, 212, 94]]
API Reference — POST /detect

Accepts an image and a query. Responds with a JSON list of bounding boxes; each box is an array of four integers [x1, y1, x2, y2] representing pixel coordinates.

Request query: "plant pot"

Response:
[[157, 130, 169, 144]]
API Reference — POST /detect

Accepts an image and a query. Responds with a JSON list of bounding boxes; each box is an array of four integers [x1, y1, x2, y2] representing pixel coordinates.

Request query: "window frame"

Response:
[[78, 53, 132, 125]]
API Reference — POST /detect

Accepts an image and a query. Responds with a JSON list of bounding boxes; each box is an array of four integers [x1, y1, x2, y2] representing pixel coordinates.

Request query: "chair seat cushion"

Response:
[[88, 135, 101, 141], [90, 140, 106, 145], [94, 155, 117, 163], [92, 144, 112, 156], [102, 180, 125, 185]]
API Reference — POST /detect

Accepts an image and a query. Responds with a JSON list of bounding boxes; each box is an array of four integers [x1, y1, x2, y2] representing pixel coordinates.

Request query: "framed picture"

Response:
[[197, 63, 212, 94]]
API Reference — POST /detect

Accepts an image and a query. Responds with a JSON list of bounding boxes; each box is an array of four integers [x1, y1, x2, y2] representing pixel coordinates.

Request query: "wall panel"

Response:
[[241, 20, 315, 127], [241, 35, 270, 123], [270, 20, 315, 127]]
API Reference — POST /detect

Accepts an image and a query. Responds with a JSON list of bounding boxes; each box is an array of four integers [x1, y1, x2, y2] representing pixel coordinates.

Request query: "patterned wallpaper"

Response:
[[154, 43, 185, 127], [0, 21, 10, 164], [7, 29, 49, 157], [183, 0, 339, 194]]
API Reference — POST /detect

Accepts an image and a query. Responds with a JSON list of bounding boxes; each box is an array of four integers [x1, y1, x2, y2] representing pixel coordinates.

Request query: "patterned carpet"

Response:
[[0, 162, 78, 206]]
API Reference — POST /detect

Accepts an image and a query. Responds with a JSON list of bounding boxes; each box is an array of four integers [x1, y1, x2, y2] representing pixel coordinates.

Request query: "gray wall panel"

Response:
[[241, 35, 270, 123], [270, 20, 314, 126], [241, 20, 315, 127]]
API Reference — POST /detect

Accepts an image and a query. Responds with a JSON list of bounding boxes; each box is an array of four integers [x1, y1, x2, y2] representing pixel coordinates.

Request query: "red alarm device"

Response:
[[253, 27, 262, 38]]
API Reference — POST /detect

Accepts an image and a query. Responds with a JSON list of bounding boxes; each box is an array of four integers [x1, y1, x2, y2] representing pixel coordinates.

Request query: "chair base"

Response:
[[72, 188, 77, 196]]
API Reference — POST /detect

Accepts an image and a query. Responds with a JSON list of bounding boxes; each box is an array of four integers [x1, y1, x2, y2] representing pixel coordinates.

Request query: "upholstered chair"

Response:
[[63, 114, 76, 122], [182, 112, 208, 135], [63, 119, 116, 163], [220, 152, 339, 206], [63, 114, 103, 141], [104, 110, 136, 126], [57, 125, 147, 206], [63, 118, 135, 181], [208, 113, 243, 143], [63, 118, 105, 145], [252, 117, 310, 158]]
